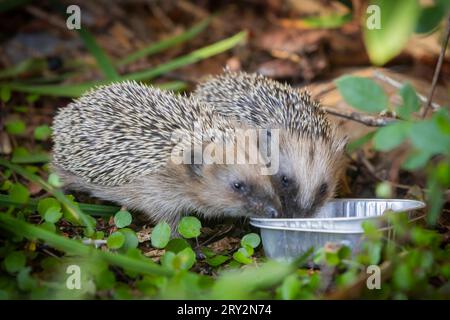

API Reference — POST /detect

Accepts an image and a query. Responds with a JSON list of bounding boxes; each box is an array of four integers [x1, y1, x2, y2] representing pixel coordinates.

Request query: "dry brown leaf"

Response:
[[208, 236, 240, 253]]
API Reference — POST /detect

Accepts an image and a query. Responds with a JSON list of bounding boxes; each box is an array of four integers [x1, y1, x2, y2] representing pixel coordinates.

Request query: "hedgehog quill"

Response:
[[52, 81, 282, 227], [195, 71, 347, 218]]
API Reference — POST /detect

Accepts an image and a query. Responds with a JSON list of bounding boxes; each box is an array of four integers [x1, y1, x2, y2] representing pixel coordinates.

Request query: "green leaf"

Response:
[[201, 247, 216, 258], [107, 232, 125, 249], [77, 28, 119, 80], [278, 274, 300, 300], [362, 220, 383, 241], [8, 183, 29, 204], [4, 251, 26, 273], [397, 83, 420, 119], [151, 222, 171, 248], [120, 228, 139, 251], [409, 119, 450, 154], [435, 161, 450, 186], [242, 244, 254, 256], [178, 216, 201, 239], [402, 151, 432, 170], [5, 119, 26, 135], [393, 263, 413, 290], [47, 173, 63, 188], [96, 269, 116, 290], [161, 251, 176, 269], [40, 221, 56, 233], [34, 125, 52, 141], [26, 93, 40, 103], [241, 233, 261, 248], [335, 76, 388, 112], [415, 4, 446, 34], [375, 181, 392, 198], [166, 238, 190, 253], [44, 206, 63, 223], [117, 17, 212, 66], [173, 247, 196, 270], [373, 121, 410, 151], [338, 246, 352, 260], [114, 210, 132, 228], [0, 194, 118, 218], [17, 267, 37, 291], [0, 213, 172, 277], [364, 0, 420, 65], [325, 252, 340, 266], [37, 197, 61, 217], [0, 86, 11, 102], [436, 108, 450, 129], [233, 248, 253, 265], [346, 131, 376, 153], [206, 255, 229, 267]]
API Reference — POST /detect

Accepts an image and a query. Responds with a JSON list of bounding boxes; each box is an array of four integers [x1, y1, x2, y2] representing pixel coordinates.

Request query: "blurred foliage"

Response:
[[335, 75, 450, 226], [364, 0, 449, 65], [0, 0, 449, 300]]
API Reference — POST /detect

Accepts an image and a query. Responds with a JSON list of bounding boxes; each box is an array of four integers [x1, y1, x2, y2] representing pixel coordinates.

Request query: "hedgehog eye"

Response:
[[318, 183, 328, 196], [232, 182, 245, 192], [281, 175, 289, 187]]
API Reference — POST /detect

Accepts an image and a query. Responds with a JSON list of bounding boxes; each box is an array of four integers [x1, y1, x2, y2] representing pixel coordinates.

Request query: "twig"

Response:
[[323, 106, 395, 127], [373, 71, 441, 111], [421, 16, 450, 118], [356, 151, 450, 197]]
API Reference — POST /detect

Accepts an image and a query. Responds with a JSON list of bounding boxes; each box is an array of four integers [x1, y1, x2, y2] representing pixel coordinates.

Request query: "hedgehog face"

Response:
[[275, 132, 347, 218], [186, 162, 282, 218]]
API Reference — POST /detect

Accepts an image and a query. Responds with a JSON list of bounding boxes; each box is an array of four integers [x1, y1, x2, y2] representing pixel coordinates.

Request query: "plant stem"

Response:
[[421, 16, 450, 119]]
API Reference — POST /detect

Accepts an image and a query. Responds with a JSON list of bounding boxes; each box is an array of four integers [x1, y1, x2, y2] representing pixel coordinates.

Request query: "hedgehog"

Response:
[[51, 81, 282, 228], [194, 71, 347, 218]]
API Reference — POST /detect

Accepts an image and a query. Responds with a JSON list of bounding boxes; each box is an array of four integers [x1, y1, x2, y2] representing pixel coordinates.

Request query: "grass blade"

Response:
[[117, 17, 212, 67], [0, 58, 47, 80], [0, 194, 119, 217], [123, 31, 248, 82], [0, 158, 95, 234], [2, 80, 187, 98], [78, 28, 120, 80], [0, 213, 172, 276], [156, 80, 188, 91], [1, 31, 245, 97], [1, 82, 95, 98], [11, 152, 50, 164]]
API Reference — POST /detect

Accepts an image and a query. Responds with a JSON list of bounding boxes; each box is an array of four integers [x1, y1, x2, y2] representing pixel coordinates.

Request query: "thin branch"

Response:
[[373, 71, 441, 111], [323, 106, 396, 127], [421, 16, 450, 118]]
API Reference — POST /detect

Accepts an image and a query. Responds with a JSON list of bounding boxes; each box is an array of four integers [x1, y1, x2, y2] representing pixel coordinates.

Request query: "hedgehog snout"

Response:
[[248, 198, 281, 218], [264, 205, 280, 218]]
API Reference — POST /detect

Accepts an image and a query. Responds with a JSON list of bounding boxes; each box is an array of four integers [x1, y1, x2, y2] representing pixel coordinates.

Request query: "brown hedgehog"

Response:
[[194, 71, 347, 218], [52, 81, 282, 227]]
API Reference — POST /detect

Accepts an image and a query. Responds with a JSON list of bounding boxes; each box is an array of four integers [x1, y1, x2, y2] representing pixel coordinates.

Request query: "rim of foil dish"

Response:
[[250, 198, 426, 223]]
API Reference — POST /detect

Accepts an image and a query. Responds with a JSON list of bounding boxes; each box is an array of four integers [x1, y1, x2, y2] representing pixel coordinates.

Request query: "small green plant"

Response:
[[335, 75, 450, 225]]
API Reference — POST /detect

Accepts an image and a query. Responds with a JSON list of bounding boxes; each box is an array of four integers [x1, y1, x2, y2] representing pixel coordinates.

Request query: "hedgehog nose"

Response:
[[264, 205, 279, 218]]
